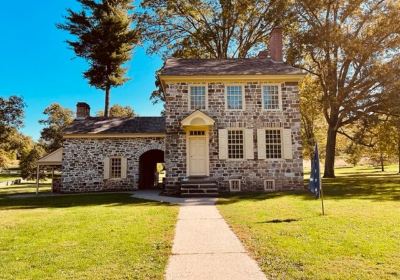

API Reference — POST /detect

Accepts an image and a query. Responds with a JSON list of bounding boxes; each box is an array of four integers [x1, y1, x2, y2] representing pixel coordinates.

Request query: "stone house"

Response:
[[61, 28, 305, 195]]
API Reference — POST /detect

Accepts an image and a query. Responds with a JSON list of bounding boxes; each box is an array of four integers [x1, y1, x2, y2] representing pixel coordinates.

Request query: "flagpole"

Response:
[[319, 166, 325, 216]]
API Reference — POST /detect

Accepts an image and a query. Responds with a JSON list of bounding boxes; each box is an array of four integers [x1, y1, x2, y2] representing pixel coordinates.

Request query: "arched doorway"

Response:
[[139, 149, 165, 189]]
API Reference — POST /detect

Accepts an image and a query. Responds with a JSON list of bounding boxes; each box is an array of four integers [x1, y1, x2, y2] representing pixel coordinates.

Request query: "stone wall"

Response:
[[164, 81, 303, 193], [61, 138, 165, 192]]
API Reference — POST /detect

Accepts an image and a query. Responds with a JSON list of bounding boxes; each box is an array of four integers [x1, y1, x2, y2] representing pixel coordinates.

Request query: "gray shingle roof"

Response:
[[160, 58, 304, 76], [63, 117, 165, 135]]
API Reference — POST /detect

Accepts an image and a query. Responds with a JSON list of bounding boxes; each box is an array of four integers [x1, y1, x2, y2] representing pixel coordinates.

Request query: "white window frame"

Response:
[[264, 179, 275, 192], [261, 83, 282, 111], [264, 128, 283, 160], [188, 84, 208, 111], [227, 128, 245, 160], [229, 179, 241, 192], [109, 157, 123, 179], [225, 84, 245, 111]]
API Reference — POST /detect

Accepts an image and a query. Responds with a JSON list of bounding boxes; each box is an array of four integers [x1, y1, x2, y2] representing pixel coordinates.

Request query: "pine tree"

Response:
[[58, 0, 139, 117]]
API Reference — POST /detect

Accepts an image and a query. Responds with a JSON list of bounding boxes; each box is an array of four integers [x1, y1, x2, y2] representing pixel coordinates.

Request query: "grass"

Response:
[[0, 174, 21, 182], [0, 193, 178, 280], [0, 182, 51, 196], [218, 165, 400, 280]]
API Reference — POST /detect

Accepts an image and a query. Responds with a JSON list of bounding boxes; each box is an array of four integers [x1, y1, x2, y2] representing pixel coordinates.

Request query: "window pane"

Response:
[[190, 86, 206, 110], [110, 158, 122, 178], [265, 130, 282, 159], [227, 86, 243, 109], [228, 130, 244, 159], [263, 85, 280, 110]]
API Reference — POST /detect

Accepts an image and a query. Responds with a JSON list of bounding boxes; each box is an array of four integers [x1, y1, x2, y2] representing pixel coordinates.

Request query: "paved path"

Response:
[[132, 191, 267, 280]]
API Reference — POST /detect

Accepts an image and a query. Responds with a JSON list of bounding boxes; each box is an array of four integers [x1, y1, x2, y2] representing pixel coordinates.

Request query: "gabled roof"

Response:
[[159, 58, 304, 76], [63, 116, 165, 135], [181, 110, 215, 127], [37, 148, 63, 165]]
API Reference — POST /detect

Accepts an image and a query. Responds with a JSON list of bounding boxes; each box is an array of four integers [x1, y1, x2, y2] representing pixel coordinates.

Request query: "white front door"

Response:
[[188, 134, 208, 176]]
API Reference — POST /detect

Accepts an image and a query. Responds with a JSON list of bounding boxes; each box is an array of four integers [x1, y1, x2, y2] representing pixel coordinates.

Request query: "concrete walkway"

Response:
[[132, 191, 267, 280]]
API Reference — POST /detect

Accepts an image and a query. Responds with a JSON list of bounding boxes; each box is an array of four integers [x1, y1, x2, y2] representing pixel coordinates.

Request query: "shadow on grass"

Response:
[[0, 193, 173, 210], [264, 218, 300, 223]]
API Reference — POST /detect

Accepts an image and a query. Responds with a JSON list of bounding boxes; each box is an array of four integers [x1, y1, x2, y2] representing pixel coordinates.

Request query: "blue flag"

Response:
[[309, 143, 321, 198]]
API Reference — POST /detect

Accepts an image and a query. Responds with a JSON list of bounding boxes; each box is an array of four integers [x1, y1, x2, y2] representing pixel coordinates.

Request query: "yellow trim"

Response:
[[160, 74, 305, 84], [181, 110, 215, 128], [63, 133, 166, 139]]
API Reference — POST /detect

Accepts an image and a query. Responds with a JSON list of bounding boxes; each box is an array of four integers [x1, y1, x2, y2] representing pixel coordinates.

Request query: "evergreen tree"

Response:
[[58, 0, 140, 117]]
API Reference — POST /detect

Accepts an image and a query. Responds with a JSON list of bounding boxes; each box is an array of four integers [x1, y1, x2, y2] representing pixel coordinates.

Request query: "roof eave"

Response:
[[63, 133, 166, 139], [159, 73, 306, 83]]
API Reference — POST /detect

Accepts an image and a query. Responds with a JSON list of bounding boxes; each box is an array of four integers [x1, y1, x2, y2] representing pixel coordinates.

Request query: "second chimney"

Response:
[[76, 102, 90, 119], [269, 27, 283, 62]]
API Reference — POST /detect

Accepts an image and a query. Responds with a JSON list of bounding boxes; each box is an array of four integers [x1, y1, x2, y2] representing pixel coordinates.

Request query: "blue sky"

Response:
[[0, 1, 163, 140]]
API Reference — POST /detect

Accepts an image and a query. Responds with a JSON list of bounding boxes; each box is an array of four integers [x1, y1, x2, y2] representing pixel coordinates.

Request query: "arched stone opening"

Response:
[[139, 149, 165, 189]]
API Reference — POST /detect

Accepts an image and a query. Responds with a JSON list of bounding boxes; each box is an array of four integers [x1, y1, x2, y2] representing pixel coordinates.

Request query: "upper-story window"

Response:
[[189, 86, 206, 110], [226, 85, 244, 110], [263, 84, 281, 110]]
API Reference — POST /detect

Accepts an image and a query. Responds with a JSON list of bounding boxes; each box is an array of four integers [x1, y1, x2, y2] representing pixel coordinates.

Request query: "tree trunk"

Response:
[[324, 125, 337, 178], [104, 86, 110, 118], [380, 153, 384, 172], [398, 130, 400, 174]]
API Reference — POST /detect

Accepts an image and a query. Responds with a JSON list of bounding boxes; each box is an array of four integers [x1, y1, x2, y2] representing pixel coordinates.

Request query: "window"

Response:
[[110, 157, 122, 178], [265, 129, 282, 159], [263, 85, 280, 110], [228, 130, 244, 159], [226, 85, 243, 110], [229, 179, 241, 192], [190, 86, 206, 110], [190, 130, 206, 136], [264, 180, 275, 191]]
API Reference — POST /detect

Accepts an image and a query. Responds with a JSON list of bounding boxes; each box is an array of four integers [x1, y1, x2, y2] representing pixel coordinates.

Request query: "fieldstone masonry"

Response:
[[61, 138, 165, 192], [164, 81, 303, 194]]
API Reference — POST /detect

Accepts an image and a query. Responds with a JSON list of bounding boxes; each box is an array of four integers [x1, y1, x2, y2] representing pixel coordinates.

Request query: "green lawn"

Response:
[[0, 174, 21, 182], [218, 165, 400, 280], [0, 194, 178, 280], [0, 182, 51, 196]]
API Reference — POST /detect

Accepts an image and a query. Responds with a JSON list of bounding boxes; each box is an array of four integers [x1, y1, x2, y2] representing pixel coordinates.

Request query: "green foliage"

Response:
[[288, 0, 400, 177], [39, 103, 74, 152], [19, 145, 46, 180], [96, 104, 135, 117], [58, 0, 139, 117], [0, 96, 28, 168], [299, 75, 326, 160], [139, 0, 293, 59]]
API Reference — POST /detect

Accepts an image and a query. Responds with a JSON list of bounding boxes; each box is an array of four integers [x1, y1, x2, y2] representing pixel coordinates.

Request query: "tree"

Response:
[[139, 0, 293, 59], [0, 96, 25, 168], [39, 104, 74, 152], [141, 0, 293, 104], [20, 145, 46, 181], [288, 0, 400, 177], [367, 119, 397, 171], [0, 96, 24, 139], [96, 104, 135, 117], [58, 0, 139, 117], [299, 75, 326, 160]]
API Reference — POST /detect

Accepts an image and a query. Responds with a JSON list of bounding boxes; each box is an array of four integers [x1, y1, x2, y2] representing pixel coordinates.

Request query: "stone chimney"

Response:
[[269, 27, 283, 62], [76, 102, 90, 119]]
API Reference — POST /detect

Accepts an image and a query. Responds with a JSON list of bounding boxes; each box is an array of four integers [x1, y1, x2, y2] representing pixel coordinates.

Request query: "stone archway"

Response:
[[139, 149, 165, 189]]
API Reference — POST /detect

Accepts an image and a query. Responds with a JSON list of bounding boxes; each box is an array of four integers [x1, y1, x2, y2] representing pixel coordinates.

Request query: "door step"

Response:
[[180, 177, 219, 196]]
